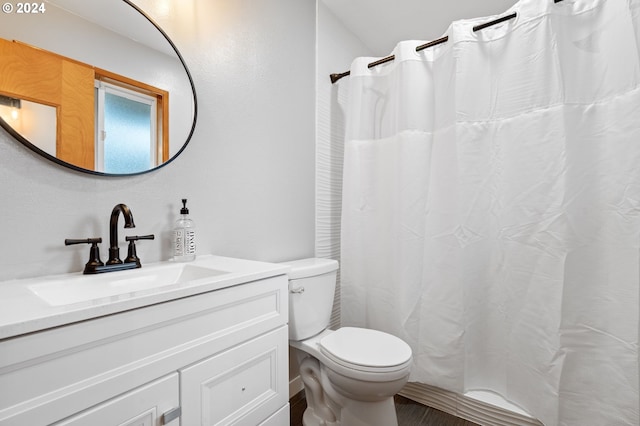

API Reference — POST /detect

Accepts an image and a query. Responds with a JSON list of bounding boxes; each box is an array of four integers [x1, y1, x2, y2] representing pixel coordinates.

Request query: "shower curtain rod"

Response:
[[329, 12, 515, 84], [330, 0, 565, 84]]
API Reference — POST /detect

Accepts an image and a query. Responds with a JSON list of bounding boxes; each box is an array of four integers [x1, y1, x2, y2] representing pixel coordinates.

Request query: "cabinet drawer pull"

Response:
[[290, 286, 305, 294], [161, 407, 182, 424]]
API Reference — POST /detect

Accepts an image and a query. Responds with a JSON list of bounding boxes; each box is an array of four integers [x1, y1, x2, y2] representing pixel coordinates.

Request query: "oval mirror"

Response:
[[0, 0, 197, 176]]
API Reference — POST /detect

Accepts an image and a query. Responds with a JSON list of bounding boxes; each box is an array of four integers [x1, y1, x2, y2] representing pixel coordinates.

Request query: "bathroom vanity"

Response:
[[0, 256, 290, 426]]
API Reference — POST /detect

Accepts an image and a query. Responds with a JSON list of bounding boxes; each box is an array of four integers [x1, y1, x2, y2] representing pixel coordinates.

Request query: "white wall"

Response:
[[315, 0, 372, 258], [316, 1, 373, 326], [0, 0, 316, 281]]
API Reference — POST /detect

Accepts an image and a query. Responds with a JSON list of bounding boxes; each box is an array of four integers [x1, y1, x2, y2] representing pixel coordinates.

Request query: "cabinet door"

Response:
[[53, 374, 180, 426], [181, 326, 288, 426], [259, 404, 289, 426]]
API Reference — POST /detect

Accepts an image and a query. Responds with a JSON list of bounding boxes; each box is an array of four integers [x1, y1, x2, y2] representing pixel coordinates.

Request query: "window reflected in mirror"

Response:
[[95, 78, 166, 174]]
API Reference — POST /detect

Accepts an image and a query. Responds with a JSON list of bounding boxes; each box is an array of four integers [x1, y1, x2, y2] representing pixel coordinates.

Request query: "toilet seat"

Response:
[[319, 327, 412, 373]]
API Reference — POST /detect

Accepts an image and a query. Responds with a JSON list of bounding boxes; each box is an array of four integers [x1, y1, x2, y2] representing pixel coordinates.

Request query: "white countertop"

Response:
[[0, 255, 290, 340]]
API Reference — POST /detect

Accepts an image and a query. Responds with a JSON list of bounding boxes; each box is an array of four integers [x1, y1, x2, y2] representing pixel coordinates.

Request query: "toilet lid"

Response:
[[319, 327, 412, 371]]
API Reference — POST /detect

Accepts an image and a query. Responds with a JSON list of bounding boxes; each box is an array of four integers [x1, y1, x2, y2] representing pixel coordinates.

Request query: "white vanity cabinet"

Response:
[[0, 274, 289, 426]]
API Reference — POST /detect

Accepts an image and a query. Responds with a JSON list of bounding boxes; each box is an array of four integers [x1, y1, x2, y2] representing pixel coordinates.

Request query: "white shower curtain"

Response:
[[340, 0, 640, 425]]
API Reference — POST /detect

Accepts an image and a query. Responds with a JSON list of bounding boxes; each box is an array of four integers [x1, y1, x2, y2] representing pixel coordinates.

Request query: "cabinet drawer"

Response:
[[53, 374, 179, 426], [181, 326, 288, 425]]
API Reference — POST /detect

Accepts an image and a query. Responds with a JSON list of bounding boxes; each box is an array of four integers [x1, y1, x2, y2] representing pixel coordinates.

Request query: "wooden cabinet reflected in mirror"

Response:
[[0, 0, 196, 176]]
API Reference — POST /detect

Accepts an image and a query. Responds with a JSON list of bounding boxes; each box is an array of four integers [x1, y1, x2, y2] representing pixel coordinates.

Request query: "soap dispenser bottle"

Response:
[[173, 198, 196, 262]]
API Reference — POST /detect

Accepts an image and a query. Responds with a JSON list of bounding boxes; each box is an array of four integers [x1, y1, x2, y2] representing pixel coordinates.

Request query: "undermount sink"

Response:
[[28, 263, 229, 307]]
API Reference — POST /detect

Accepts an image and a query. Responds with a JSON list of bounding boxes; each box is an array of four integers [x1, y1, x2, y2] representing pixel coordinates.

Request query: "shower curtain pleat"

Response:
[[340, 0, 640, 425]]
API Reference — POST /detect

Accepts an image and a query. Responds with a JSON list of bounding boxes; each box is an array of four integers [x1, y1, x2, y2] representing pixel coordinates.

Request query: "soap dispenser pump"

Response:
[[173, 198, 196, 262]]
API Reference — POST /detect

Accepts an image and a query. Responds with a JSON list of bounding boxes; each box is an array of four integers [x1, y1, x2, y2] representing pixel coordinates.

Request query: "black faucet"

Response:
[[65, 203, 154, 274], [107, 203, 135, 265]]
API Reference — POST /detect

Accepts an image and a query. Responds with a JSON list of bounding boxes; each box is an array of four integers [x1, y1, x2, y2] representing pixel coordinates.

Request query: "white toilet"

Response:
[[283, 258, 412, 426]]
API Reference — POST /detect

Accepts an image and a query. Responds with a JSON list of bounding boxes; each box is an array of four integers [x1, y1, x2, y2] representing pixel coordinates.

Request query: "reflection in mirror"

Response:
[[0, 0, 196, 176], [100, 85, 158, 173], [0, 96, 57, 157]]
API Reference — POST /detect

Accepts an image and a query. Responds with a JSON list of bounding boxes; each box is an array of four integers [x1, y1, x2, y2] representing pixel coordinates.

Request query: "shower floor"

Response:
[[289, 391, 480, 426]]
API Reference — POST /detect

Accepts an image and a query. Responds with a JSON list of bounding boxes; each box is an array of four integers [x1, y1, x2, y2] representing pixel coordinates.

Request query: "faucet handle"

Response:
[[125, 234, 155, 242], [65, 237, 102, 246], [124, 234, 155, 266], [65, 237, 104, 273]]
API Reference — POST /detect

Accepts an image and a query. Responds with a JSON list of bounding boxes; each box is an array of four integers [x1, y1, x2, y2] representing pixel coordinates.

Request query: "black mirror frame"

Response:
[[0, 0, 198, 177]]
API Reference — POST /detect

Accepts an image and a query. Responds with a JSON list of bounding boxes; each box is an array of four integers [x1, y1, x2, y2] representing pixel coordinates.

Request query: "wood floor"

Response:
[[290, 391, 480, 426]]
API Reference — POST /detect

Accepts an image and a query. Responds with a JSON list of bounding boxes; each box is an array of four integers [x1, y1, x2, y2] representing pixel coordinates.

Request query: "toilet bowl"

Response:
[[283, 258, 412, 426]]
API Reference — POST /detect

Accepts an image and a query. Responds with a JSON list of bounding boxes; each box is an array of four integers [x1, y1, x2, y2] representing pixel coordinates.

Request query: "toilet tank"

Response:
[[281, 258, 339, 341]]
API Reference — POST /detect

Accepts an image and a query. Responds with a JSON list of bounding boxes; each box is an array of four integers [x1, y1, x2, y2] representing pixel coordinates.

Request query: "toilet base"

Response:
[[301, 394, 398, 426], [302, 406, 338, 426], [337, 397, 398, 426], [297, 353, 402, 426]]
